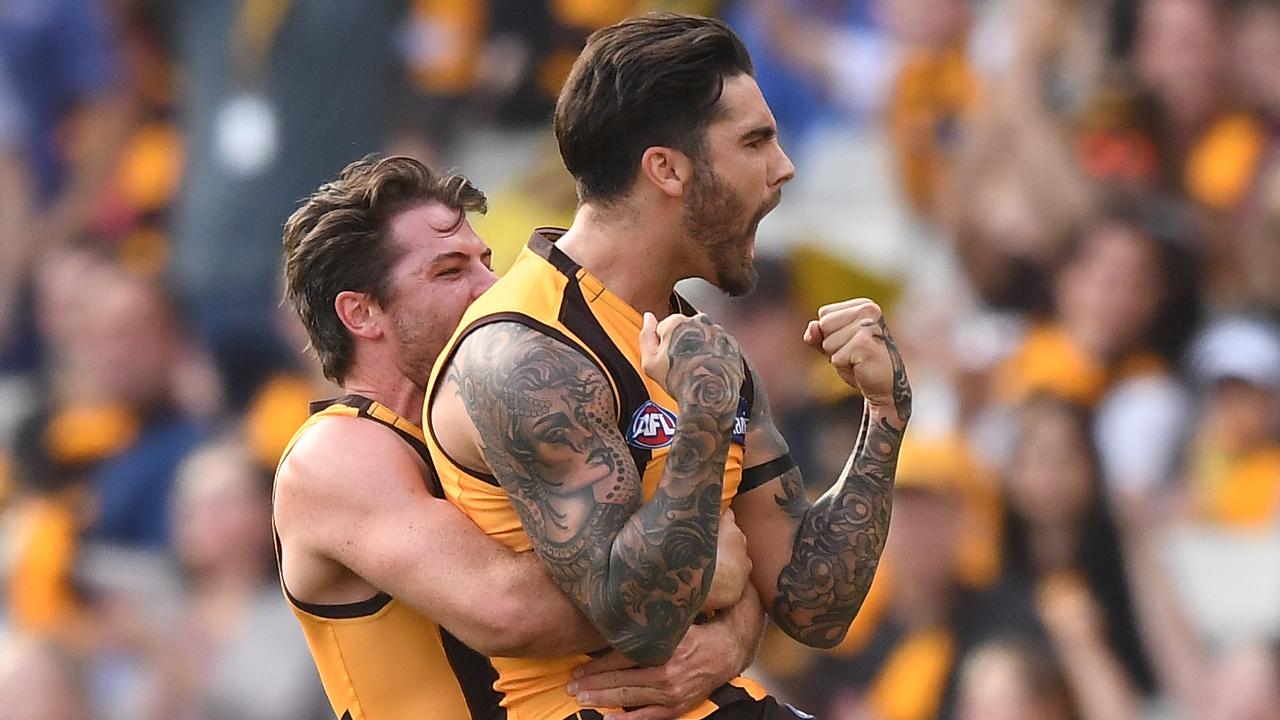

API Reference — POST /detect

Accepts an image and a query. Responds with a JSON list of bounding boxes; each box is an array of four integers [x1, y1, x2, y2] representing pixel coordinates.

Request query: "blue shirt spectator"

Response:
[[0, 0, 119, 203]]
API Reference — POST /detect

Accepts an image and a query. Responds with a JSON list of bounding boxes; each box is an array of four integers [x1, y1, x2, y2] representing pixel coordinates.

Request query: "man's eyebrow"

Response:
[[740, 125, 776, 144], [430, 251, 470, 264]]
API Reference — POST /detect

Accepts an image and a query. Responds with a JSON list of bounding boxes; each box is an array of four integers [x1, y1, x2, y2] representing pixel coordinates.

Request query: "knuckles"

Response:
[[817, 298, 879, 318]]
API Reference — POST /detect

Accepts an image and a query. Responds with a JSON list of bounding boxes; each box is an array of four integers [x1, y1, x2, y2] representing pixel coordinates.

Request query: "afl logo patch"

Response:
[[732, 396, 750, 446], [627, 400, 678, 449]]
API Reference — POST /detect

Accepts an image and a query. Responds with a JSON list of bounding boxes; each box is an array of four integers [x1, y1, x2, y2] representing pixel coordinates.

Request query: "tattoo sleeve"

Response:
[[749, 320, 911, 648], [448, 321, 742, 664]]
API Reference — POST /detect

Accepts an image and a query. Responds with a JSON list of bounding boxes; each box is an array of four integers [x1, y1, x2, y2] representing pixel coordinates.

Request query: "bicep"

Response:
[[313, 451, 506, 614], [283, 426, 550, 649], [449, 323, 641, 592], [343, 489, 591, 655], [732, 468, 807, 606]]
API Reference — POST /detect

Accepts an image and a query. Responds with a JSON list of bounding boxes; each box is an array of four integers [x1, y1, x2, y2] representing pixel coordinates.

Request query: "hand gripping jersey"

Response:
[[424, 229, 773, 720], [274, 395, 503, 719]]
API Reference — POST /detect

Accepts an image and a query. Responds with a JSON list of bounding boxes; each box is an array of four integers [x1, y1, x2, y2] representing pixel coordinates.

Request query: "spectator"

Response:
[[78, 269, 206, 549], [955, 639, 1074, 720], [1184, 316, 1280, 529], [153, 436, 326, 719], [994, 202, 1198, 411], [1134, 0, 1268, 211], [1001, 395, 1155, 697], [880, 0, 981, 218], [1223, 0, 1280, 311], [0, 0, 132, 375]]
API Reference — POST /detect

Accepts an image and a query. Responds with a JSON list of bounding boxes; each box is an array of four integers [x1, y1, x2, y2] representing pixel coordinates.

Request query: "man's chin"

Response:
[[718, 263, 758, 298]]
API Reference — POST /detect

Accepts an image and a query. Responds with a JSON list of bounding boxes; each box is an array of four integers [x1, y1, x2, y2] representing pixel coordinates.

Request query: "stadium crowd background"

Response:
[[1, 0, 1279, 718]]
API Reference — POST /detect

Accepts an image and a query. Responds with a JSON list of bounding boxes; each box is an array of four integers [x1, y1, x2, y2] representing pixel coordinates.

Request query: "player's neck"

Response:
[[558, 203, 684, 317], [341, 362, 426, 427]]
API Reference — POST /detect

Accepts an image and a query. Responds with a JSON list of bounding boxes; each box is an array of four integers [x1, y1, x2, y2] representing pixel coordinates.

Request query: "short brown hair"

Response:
[[282, 155, 486, 384], [554, 12, 754, 204]]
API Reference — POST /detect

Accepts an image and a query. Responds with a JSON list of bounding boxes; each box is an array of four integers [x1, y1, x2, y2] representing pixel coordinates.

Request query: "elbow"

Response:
[[771, 601, 858, 649], [467, 600, 542, 657], [779, 622, 850, 650]]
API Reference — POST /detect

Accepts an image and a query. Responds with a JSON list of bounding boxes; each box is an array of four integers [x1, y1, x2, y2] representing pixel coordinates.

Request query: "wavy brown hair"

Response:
[[282, 155, 486, 383]]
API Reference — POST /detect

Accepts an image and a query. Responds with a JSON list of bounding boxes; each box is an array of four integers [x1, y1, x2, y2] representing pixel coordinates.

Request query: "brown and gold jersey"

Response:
[[424, 229, 771, 720], [275, 395, 504, 719]]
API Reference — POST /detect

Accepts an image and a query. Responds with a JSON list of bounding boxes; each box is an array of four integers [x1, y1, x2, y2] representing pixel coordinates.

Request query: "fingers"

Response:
[[572, 665, 664, 693], [718, 513, 748, 553], [818, 320, 864, 358], [655, 312, 694, 339], [639, 313, 656, 358], [803, 320, 824, 349], [808, 300, 880, 354], [816, 302, 881, 338], [817, 298, 878, 318], [717, 508, 739, 533], [812, 300, 882, 358], [604, 706, 681, 720], [573, 678, 671, 710], [573, 650, 637, 679]]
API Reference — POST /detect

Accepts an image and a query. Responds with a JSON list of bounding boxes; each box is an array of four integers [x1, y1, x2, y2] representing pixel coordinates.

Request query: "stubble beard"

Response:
[[682, 160, 780, 298], [391, 311, 438, 389]]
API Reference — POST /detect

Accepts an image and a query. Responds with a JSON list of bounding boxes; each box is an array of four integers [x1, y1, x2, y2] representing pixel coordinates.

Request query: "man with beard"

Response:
[[274, 155, 763, 720], [426, 12, 913, 720]]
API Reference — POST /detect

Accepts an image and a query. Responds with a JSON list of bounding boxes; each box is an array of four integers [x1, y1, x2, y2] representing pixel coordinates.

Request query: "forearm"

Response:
[[1053, 635, 1142, 720], [485, 552, 604, 657], [770, 405, 904, 647], [596, 405, 732, 664], [1117, 513, 1210, 715]]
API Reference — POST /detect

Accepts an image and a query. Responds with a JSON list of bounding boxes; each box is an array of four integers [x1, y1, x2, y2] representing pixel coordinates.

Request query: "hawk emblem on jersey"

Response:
[[627, 400, 679, 449]]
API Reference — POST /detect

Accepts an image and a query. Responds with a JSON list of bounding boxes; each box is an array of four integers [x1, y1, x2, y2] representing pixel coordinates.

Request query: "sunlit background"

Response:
[[1, 0, 1279, 718]]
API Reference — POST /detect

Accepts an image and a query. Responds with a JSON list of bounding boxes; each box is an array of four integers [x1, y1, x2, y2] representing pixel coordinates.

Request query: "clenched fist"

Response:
[[640, 312, 744, 419], [804, 299, 912, 422]]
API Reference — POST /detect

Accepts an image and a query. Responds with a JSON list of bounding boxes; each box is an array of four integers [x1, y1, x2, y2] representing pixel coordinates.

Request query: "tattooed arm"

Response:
[[732, 300, 911, 648], [440, 313, 744, 664]]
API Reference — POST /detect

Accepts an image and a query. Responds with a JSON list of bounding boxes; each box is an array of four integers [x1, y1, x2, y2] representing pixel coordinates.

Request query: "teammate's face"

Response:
[[382, 202, 495, 386], [683, 74, 794, 297]]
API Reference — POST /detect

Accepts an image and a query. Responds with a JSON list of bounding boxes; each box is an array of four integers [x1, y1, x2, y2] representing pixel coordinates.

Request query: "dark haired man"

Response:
[[428, 12, 912, 720], [274, 155, 763, 719]]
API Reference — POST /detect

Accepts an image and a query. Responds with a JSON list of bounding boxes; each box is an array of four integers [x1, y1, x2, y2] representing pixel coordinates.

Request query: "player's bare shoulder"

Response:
[[274, 416, 430, 532]]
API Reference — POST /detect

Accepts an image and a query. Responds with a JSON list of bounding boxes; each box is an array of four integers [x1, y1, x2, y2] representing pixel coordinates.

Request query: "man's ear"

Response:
[[639, 146, 694, 199], [334, 291, 384, 340]]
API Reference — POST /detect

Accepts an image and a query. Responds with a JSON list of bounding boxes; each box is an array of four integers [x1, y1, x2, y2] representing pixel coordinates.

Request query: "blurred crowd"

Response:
[[0, 1, 1278, 719]]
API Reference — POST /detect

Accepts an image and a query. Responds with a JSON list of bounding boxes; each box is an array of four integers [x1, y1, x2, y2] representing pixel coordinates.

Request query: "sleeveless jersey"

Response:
[[424, 229, 772, 720], [274, 394, 505, 719]]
